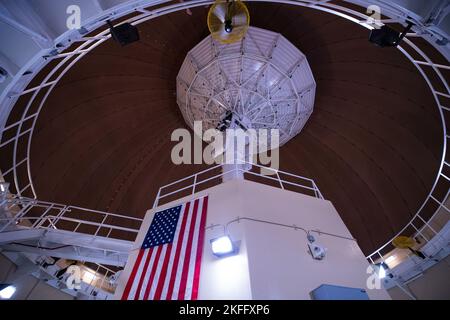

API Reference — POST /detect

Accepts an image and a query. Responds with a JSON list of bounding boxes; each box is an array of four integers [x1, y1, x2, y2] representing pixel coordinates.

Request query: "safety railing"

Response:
[[35, 258, 121, 299], [0, 0, 448, 292], [367, 189, 450, 266], [152, 161, 324, 208], [81, 263, 120, 299], [0, 195, 143, 242]]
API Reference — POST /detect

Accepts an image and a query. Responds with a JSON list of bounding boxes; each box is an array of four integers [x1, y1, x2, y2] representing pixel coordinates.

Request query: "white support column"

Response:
[[221, 137, 247, 181]]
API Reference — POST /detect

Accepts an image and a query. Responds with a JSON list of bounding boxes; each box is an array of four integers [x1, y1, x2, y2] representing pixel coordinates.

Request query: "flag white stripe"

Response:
[[160, 203, 186, 299], [137, 246, 158, 299], [128, 248, 150, 299], [148, 244, 168, 299], [126, 197, 207, 300], [184, 198, 204, 300], [170, 199, 195, 299]]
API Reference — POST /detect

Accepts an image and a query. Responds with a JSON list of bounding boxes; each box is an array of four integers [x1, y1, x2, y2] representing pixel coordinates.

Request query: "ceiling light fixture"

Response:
[[0, 284, 16, 299], [224, 19, 233, 33], [207, 0, 250, 44], [0, 182, 9, 193]]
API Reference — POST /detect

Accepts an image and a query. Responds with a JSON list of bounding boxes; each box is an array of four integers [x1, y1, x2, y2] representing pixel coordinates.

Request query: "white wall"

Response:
[[114, 180, 254, 300], [236, 180, 390, 299], [115, 179, 391, 300]]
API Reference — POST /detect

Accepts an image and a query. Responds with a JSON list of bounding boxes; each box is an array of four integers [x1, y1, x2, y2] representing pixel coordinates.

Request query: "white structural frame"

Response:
[[33, 260, 120, 300], [177, 27, 316, 146], [0, 195, 143, 240], [0, 0, 448, 277]]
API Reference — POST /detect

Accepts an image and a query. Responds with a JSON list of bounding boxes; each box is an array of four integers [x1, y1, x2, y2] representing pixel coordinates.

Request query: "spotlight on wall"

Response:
[[0, 284, 16, 299], [369, 22, 413, 47], [107, 20, 140, 46], [210, 235, 237, 257]]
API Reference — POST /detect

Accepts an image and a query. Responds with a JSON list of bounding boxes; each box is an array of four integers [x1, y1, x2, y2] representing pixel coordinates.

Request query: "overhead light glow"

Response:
[[385, 255, 396, 264], [211, 235, 235, 257], [0, 285, 16, 299], [0, 182, 9, 193]]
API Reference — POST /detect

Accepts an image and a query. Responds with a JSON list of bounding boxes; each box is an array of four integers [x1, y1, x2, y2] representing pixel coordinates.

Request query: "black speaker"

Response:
[[369, 22, 413, 48], [108, 22, 139, 46], [369, 25, 401, 47]]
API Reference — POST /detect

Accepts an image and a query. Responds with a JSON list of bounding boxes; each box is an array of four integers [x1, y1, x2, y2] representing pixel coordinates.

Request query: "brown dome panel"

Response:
[[26, 3, 443, 255]]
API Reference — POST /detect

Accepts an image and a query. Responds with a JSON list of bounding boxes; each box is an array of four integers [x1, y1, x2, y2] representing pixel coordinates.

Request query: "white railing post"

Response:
[[410, 221, 429, 242], [416, 214, 438, 236], [152, 160, 325, 205], [193, 174, 198, 194], [31, 203, 54, 228], [94, 214, 108, 237], [73, 222, 82, 233], [275, 171, 284, 190], [153, 187, 162, 209], [52, 206, 70, 227], [0, 201, 34, 232]]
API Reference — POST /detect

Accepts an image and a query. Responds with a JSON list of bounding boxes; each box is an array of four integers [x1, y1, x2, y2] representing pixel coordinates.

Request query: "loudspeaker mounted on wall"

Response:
[[107, 20, 140, 46]]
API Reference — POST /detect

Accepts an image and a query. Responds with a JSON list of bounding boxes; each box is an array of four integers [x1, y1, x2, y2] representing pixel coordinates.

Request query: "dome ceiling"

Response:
[[23, 3, 444, 254]]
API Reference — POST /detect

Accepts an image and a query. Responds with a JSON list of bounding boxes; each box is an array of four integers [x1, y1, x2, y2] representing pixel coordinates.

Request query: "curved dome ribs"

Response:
[[29, 9, 211, 217], [248, 4, 445, 254], [0, 2, 447, 257]]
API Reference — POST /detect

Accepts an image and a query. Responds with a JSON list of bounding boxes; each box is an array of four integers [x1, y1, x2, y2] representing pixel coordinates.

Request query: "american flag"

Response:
[[121, 196, 208, 300]]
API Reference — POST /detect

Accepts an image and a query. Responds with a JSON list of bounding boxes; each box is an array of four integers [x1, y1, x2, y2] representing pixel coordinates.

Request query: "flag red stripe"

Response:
[[166, 201, 191, 299], [191, 196, 208, 300], [177, 198, 199, 300], [123, 196, 209, 300], [153, 243, 173, 300], [121, 248, 144, 300], [143, 245, 163, 300], [133, 247, 153, 300]]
